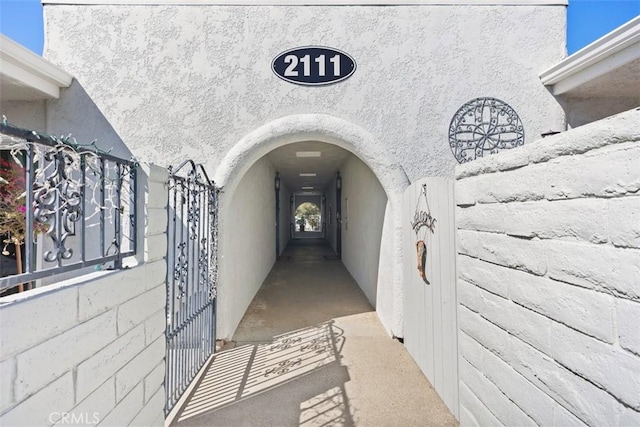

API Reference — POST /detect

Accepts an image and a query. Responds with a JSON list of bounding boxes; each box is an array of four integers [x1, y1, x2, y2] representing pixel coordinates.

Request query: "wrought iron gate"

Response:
[[165, 160, 218, 415]]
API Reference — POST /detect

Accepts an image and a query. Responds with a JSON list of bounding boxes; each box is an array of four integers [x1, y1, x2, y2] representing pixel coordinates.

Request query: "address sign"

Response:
[[272, 46, 356, 86]]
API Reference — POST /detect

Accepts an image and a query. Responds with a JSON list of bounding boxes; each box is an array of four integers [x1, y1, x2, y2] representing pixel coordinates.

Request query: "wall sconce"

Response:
[[336, 172, 342, 190], [275, 172, 281, 191]]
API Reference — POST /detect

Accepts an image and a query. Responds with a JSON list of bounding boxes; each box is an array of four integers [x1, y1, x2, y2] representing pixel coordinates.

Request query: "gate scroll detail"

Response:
[[165, 160, 219, 415]]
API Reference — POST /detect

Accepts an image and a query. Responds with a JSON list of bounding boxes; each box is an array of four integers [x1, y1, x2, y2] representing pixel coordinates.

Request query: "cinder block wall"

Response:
[[0, 165, 168, 426], [455, 108, 640, 426]]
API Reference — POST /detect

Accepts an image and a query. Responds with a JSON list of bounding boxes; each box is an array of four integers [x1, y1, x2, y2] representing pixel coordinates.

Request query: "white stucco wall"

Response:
[[46, 81, 134, 161], [340, 154, 387, 307], [1, 101, 46, 132], [325, 182, 338, 253], [455, 108, 640, 426], [42, 3, 566, 184], [218, 156, 277, 339], [278, 183, 291, 254], [41, 1, 567, 338]]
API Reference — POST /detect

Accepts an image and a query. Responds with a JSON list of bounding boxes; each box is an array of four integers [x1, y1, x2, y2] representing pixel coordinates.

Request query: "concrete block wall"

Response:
[[0, 164, 168, 426], [455, 108, 640, 426]]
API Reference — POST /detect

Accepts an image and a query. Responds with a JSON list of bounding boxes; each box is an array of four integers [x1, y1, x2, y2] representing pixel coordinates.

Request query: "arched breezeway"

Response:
[[169, 115, 458, 427], [213, 114, 410, 340], [165, 117, 460, 424]]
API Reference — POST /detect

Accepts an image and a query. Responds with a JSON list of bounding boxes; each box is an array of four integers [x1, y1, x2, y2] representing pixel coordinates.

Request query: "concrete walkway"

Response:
[[172, 239, 457, 427]]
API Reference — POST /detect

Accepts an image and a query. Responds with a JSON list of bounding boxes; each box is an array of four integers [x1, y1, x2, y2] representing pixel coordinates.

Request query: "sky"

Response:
[[0, 0, 639, 56]]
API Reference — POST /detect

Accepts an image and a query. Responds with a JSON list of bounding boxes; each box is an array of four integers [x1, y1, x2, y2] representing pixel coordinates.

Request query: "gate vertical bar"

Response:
[[24, 143, 35, 274], [114, 164, 122, 269], [80, 154, 86, 263], [99, 158, 106, 261]]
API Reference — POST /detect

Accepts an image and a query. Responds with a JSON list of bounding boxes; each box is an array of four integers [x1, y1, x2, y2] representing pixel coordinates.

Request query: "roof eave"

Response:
[[0, 35, 73, 100], [540, 16, 640, 96]]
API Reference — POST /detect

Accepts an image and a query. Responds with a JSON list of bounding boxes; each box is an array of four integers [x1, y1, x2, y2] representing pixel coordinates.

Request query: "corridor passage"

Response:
[[172, 239, 457, 427]]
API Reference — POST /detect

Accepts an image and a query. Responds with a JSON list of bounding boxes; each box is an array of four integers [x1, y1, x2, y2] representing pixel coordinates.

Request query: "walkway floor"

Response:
[[172, 239, 457, 427]]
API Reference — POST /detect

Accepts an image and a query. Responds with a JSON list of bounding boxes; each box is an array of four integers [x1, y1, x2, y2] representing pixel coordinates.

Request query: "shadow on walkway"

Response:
[[172, 239, 457, 427], [174, 321, 354, 426]]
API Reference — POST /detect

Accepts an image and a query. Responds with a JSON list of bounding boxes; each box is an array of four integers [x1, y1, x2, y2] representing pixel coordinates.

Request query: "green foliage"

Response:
[[295, 202, 321, 230]]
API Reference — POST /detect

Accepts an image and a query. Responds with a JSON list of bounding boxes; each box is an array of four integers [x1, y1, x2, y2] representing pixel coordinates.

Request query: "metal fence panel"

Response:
[[0, 123, 137, 294]]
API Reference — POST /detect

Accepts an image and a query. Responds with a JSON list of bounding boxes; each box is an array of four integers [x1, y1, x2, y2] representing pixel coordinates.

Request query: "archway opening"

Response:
[[294, 202, 321, 233], [214, 115, 409, 340]]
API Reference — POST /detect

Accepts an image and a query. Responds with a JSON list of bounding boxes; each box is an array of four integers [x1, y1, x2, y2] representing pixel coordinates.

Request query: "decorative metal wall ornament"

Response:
[[449, 97, 525, 163], [410, 184, 436, 284]]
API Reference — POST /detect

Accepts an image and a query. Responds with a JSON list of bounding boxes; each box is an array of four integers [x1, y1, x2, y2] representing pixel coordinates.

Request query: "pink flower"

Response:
[[17, 206, 27, 213]]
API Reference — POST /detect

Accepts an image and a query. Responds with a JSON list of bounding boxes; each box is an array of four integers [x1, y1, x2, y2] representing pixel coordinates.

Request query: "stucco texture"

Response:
[[42, 3, 566, 338], [1, 101, 46, 132], [340, 154, 387, 308], [43, 4, 566, 182], [218, 156, 277, 338]]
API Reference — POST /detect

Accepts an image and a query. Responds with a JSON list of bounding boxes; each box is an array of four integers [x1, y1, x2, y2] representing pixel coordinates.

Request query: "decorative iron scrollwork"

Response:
[[187, 180, 199, 240], [175, 241, 188, 299], [449, 97, 525, 163], [208, 187, 219, 300], [0, 120, 138, 293], [33, 147, 83, 262], [198, 237, 208, 291], [165, 159, 219, 414]]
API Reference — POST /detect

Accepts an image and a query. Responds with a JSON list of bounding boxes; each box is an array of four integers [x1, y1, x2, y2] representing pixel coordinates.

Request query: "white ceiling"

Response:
[[266, 140, 351, 194]]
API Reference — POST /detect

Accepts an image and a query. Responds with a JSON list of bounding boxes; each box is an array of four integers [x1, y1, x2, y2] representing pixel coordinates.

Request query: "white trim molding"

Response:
[[42, 0, 567, 5], [540, 15, 640, 96], [0, 35, 73, 99]]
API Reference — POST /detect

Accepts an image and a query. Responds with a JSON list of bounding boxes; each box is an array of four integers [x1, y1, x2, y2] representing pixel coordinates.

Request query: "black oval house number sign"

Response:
[[272, 46, 356, 86]]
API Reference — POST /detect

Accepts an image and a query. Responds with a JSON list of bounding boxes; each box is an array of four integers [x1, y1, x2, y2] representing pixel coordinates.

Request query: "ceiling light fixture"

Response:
[[296, 151, 321, 158], [299, 173, 317, 177], [301, 186, 314, 190]]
